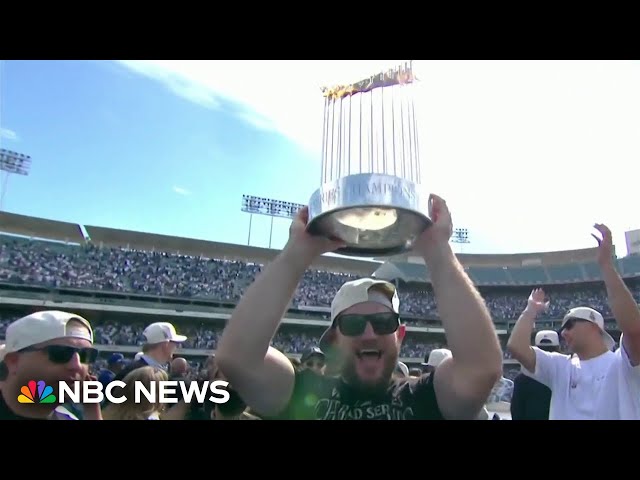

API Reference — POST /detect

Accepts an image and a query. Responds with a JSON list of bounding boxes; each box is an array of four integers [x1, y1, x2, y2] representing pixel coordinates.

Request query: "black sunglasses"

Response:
[[21, 345, 99, 365], [560, 317, 589, 332], [334, 312, 400, 337], [305, 359, 325, 368]]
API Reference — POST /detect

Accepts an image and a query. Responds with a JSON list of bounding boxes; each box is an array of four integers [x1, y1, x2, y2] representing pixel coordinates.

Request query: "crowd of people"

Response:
[[0, 198, 638, 421], [1, 235, 638, 323]]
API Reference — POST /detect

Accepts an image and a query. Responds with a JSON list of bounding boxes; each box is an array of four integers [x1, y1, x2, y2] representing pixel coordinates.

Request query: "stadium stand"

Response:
[[1, 213, 639, 382]]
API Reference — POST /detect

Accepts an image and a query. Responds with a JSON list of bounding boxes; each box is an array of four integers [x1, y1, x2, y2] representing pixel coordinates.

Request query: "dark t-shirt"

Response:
[[510, 373, 551, 420], [0, 391, 39, 420], [0, 390, 76, 420], [274, 369, 445, 420]]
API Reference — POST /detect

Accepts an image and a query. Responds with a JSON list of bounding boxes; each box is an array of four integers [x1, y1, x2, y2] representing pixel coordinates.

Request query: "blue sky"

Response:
[[0, 60, 320, 250], [1, 60, 639, 256]]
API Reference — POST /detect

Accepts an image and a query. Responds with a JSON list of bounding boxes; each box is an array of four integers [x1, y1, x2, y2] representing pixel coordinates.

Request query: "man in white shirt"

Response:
[[507, 291, 616, 420], [591, 224, 640, 420], [507, 223, 640, 420]]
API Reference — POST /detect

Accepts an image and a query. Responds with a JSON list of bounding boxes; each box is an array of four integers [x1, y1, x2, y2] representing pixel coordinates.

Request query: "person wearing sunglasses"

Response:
[[508, 224, 640, 420], [0, 310, 101, 420], [507, 289, 617, 420], [216, 194, 503, 420], [300, 347, 325, 375]]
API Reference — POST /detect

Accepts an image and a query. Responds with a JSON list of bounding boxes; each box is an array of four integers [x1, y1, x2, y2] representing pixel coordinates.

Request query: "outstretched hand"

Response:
[[286, 206, 346, 261], [592, 223, 614, 267], [413, 193, 453, 258], [526, 288, 549, 316]]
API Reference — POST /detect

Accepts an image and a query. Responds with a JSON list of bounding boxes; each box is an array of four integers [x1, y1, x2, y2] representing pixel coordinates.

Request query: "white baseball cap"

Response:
[[319, 278, 400, 351], [395, 361, 409, 377], [422, 348, 452, 367], [561, 307, 616, 351], [3, 310, 93, 355], [535, 330, 560, 347], [143, 322, 187, 344]]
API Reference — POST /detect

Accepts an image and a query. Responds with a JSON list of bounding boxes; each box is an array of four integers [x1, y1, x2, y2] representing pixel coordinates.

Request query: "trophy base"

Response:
[[307, 173, 431, 257]]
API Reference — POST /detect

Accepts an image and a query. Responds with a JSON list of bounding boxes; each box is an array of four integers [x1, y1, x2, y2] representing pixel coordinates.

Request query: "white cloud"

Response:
[[118, 61, 221, 110], [172, 186, 191, 196], [116, 60, 405, 154], [118, 60, 640, 256], [0, 127, 18, 141]]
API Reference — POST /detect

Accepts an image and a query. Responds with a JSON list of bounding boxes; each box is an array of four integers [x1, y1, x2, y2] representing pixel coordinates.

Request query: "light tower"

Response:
[[241, 194, 306, 248], [451, 227, 470, 253], [0, 148, 31, 211]]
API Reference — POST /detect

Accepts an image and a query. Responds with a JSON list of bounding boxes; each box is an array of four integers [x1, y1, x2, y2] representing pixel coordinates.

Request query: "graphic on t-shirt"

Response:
[[282, 369, 443, 420], [314, 398, 416, 420]]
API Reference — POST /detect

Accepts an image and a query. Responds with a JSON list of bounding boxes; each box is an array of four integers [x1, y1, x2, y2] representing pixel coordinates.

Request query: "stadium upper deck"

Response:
[[374, 245, 640, 286], [0, 211, 378, 276], [3, 211, 637, 288]]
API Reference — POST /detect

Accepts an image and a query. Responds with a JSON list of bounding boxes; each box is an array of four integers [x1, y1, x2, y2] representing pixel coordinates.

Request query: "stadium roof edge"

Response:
[[378, 245, 610, 268], [0, 211, 85, 244]]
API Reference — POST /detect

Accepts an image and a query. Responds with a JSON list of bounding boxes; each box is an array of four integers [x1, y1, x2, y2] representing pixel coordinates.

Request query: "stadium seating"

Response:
[[1, 214, 639, 381]]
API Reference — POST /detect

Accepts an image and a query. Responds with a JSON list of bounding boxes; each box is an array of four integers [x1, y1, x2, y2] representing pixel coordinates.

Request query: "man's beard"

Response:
[[340, 350, 399, 395]]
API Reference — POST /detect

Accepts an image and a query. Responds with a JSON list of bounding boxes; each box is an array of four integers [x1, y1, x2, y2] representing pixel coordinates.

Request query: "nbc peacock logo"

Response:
[[18, 380, 57, 404]]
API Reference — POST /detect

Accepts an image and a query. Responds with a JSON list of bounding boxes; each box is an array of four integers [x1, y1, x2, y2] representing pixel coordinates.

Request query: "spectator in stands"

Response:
[[590, 224, 640, 420], [507, 288, 617, 420], [300, 347, 325, 375], [394, 361, 409, 379], [2, 223, 638, 325], [0, 310, 101, 420], [216, 197, 503, 420], [510, 330, 558, 420], [420, 347, 490, 420], [98, 353, 126, 388], [421, 348, 452, 374], [169, 357, 190, 381], [114, 322, 187, 381]]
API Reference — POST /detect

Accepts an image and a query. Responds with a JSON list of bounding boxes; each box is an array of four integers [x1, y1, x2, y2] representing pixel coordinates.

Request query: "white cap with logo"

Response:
[[561, 307, 616, 351], [3, 310, 93, 355], [143, 322, 187, 344], [535, 330, 560, 347], [319, 278, 400, 351], [422, 348, 452, 367]]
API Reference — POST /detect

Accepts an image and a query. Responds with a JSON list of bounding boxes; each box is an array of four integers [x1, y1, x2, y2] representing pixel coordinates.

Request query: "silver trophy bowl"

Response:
[[308, 173, 431, 257]]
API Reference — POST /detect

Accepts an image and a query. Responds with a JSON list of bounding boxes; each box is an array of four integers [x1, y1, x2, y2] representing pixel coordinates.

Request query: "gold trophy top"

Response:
[[321, 61, 417, 101]]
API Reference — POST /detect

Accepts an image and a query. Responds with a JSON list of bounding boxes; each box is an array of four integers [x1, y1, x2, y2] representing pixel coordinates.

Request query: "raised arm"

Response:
[[414, 194, 503, 419], [506, 289, 548, 372], [593, 224, 640, 365], [215, 207, 344, 417]]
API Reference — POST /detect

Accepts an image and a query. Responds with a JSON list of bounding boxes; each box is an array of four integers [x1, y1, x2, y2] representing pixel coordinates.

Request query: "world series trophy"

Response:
[[307, 61, 431, 257]]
